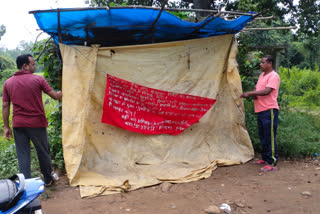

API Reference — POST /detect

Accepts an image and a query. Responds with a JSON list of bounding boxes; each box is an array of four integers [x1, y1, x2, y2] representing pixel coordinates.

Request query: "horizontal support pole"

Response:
[[29, 6, 255, 16], [242, 26, 297, 31]]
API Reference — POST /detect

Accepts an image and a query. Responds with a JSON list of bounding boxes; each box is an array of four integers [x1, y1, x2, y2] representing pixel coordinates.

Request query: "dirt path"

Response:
[[40, 159, 320, 214]]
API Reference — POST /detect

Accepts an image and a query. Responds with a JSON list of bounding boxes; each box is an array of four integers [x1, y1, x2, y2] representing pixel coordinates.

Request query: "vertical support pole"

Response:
[[85, 27, 88, 46], [57, 8, 63, 44], [151, 0, 168, 43], [275, 50, 280, 72]]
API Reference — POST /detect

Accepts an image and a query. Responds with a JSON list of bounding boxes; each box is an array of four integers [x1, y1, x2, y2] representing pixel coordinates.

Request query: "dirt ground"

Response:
[[40, 159, 320, 214]]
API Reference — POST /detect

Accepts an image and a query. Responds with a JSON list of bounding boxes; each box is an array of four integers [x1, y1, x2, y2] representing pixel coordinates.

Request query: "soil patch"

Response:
[[41, 159, 320, 214]]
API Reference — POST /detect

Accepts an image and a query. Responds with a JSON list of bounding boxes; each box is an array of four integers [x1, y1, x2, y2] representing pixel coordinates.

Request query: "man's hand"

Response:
[[56, 91, 62, 100], [241, 87, 273, 99], [4, 127, 13, 141], [240, 92, 251, 98], [2, 101, 12, 140], [48, 90, 62, 100]]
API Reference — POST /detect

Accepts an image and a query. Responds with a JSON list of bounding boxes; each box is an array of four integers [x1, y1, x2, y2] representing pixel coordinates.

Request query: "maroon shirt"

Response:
[[2, 70, 52, 128]]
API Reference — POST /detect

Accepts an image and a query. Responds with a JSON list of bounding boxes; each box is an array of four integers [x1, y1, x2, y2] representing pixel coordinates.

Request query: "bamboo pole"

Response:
[[34, 25, 199, 31], [226, 15, 274, 20], [251, 9, 269, 19], [36, 25, 296, 32], [57, 8, 62, 43], [188, 12, 221, 36], [255, 16, 274, 20], [151, 0, 168, 43], [35, 37, 53, 61], [242, 26, 297, 31], [29, 6, 255, 16], [228, 9, 269, 33]]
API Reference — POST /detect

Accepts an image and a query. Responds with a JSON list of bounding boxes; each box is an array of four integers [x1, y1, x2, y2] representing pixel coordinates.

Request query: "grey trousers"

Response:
[[13, 127, 52, 184]]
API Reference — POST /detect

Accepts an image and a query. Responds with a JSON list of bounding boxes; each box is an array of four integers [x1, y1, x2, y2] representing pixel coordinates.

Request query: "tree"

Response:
[[290, 1, 320, 68], [226, 0, 294, 19], [0, 25, 5, 40], [32, 38, 64, 168], [0, 55, 15, 95], [0, 55, 15, 75], [1, 41, 34, 62], [295, 0, 320, 36]]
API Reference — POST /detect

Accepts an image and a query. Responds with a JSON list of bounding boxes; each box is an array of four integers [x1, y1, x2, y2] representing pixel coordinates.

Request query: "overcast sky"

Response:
[[0, 0, 88, 50]]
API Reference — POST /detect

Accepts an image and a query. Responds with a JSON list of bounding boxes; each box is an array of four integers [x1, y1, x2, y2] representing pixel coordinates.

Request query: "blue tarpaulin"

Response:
[[31, 8, 254, 47]]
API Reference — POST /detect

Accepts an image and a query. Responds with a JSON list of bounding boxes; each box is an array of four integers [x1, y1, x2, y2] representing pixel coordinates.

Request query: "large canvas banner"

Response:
[[60, 34, 254, 197]]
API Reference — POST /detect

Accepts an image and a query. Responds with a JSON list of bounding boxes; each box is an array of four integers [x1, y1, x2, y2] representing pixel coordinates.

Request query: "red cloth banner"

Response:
[[101, 74, 216, 135]]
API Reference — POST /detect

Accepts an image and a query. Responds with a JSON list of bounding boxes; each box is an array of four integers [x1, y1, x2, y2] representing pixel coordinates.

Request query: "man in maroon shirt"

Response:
[[2, 54, 62, 186]]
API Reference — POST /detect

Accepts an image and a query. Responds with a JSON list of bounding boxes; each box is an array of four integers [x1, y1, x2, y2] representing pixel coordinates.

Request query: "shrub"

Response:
[[277, 111, 320, 158], [0, 140, 19, 178], [279, 66, 320, 108]]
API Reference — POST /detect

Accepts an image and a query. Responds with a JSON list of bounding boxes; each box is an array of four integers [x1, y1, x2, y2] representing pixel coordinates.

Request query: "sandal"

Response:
[[253, 160, 268, 165], [44, 179, 54, 187], [260, 165, 277, 172]]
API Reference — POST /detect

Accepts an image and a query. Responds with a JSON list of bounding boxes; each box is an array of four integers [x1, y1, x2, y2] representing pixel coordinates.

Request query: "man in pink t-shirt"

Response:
[[2, 54, 62, 186], [240, 55, 280, 172]]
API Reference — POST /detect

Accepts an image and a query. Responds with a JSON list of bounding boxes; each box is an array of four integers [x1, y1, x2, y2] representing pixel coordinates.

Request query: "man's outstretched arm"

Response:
[[240, 87, 273, 99]]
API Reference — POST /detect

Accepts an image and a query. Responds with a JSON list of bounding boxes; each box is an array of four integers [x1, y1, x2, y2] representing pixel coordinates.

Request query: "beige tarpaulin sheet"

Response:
[[60, 34, 254, 198]]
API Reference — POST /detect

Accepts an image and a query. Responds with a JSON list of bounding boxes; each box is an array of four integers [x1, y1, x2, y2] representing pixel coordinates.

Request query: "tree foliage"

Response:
[[0, 55, 15, 73], [89, 0, 320, 37], [0, 41, 34, 61], [32, 39, 64, 168], [295, 0, 320, 36], [0, 25, 5, 41], [0, 55, 16, 95]]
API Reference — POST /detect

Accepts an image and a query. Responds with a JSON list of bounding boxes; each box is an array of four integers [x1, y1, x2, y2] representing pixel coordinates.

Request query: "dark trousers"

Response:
[[257, 109, 279, 166], [13, 127, 52, 184]]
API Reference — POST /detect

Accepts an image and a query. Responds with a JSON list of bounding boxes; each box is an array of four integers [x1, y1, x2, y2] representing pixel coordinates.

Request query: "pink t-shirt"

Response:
[[2, 70, 52, 128], [254, 71, 280, 113]]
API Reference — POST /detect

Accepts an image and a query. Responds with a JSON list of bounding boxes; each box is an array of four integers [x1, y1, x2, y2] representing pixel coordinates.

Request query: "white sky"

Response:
[[0, 0, 88, 50]]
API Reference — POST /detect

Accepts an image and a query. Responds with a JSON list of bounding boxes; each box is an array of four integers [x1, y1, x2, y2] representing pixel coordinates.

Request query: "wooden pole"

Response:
[[151, 0, 168, 43], [188, 12, 221, 37], [251, 9, 269, 19], [226, 15, 274, 20], [35, 37, 53, 61], [255, 16, 274, 20], [242, 26, 297, 31], [29, 6, 256, 17], [57, 8, 62, 43], [227, 9, 269, 34]]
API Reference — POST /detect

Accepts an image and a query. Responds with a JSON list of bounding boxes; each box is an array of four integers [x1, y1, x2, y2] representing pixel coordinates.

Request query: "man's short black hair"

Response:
[[16, 54, 33, 69], [263, 55, 274, 68]]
